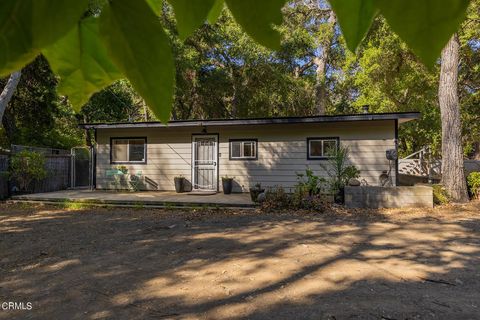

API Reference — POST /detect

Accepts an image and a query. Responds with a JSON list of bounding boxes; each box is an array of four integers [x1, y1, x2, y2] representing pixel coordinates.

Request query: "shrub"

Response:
[[8, 150, 47, 192], [321, 146, 360, 194], [260, 185, 326, 212], [295, 168, 326, 196], [260, 186, 290, 211], [467, 172, 480, 199], [432, 184, 451, 205]]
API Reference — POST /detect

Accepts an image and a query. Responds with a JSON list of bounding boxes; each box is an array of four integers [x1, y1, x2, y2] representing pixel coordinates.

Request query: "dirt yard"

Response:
[[0, 202, 479, 320]]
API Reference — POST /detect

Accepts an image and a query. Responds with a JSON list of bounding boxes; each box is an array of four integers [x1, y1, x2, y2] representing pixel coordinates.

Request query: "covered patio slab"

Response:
[[10, 189, 255, 208]]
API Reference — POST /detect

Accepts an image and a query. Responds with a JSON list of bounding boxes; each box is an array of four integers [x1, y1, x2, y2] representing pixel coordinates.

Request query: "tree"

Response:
[[0, 0, 472, 120], [166, 6, 316, 119], [340, 18, 442, 156], [459, 0, 480, 159], [438, 34, 469, 202], [1, 56, 83, 150], [313, 7, 336, 115], [0, 71, 21, 121]]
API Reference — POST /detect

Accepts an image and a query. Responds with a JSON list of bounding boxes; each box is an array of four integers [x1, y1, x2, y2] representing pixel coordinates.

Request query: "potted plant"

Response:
[[116, 165, 128, 174], [222, 176, 234, 194], [320, 146, 360, 204], [249, 182, 265, 202], [174, 175, 185, 193]]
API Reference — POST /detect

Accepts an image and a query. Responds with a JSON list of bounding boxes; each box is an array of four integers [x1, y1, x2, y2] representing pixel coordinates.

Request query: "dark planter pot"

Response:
[[334, 187, 345, 204], [249, 188, 265, 202], [174, 177, 185, 193], [222, 179, 233, 194]]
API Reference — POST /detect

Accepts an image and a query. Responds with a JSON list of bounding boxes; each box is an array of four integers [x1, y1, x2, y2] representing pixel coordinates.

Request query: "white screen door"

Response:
[[192, 135, 218, 191]]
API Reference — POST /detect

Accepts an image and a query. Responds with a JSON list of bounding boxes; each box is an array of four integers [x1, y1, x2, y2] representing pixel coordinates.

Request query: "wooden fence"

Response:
[[33, 155, 71, 193], [0, 151, 72, 199]]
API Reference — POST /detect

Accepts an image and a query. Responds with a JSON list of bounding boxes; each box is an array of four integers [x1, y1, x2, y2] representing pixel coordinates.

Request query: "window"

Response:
[[307, 137, 339, 159], [111, 138, 146, 163], [229, 139, 257, 160]]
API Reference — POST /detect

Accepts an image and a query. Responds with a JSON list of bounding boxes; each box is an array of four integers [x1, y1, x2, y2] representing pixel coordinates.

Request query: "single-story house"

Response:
[[81, 112, 420, 193]]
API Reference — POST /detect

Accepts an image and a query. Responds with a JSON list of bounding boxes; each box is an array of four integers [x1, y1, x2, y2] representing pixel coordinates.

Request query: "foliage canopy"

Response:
[[0, 0, 473, 121]]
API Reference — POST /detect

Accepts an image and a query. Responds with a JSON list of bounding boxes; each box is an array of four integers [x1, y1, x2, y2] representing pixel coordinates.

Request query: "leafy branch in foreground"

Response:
[[0, 0, 473, 121]]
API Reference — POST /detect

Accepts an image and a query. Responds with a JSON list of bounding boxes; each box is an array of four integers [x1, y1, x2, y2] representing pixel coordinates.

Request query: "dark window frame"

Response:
[[229, 139, 258, 160], [110, 137, 147, 164], [306, 137, 340, 160]]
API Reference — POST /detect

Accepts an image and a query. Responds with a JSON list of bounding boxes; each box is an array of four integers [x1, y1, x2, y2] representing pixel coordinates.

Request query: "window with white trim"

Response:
[[307, 138, 339, 159], [111, 138, 146, 163], [230, 140, 257, 160]]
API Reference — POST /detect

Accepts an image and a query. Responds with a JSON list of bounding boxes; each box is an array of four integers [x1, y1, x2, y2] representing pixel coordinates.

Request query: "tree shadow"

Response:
[[0, 202, 479, 319]]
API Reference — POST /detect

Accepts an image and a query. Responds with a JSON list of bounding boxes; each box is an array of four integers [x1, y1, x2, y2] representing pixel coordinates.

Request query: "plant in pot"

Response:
[[8, 150, 47, 194], [249, 182, 265, 202], [116, 165, 128, 174], [174, 175, 185, 193], [320, 146, 360, 204], [222, 176, 234, 194]]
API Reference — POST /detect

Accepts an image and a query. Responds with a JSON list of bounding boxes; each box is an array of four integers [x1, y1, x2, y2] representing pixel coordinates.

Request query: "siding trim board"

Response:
[[394, 119, 399, 186]]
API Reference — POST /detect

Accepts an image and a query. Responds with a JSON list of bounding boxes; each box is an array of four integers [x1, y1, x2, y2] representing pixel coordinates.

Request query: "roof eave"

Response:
[[79, 112, 421, 130]]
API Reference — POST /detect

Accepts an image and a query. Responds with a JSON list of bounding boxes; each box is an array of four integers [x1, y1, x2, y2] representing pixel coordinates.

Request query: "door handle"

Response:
[[213, 161, 217, 166]]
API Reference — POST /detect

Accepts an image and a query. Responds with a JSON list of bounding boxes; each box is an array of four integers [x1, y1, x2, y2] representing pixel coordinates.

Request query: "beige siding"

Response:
[[95, 120, 396, 192]]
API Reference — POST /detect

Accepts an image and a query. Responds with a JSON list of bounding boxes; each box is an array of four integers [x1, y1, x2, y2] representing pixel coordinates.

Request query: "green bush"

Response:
[[260, 185, 326, 212], [8, 150, 47, 192], [467, 172, 480, 200], [432, 184, 451, 205], [295, 168, 326, 196], [260, 186, 290, 211]]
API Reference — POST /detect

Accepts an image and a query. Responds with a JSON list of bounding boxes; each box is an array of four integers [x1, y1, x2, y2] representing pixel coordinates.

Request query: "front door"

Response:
[[192, 135, 218, 191]]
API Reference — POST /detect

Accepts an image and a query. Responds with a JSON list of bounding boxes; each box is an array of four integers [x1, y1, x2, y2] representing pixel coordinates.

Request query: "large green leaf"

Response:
[[375, 0, 470, 68], [329, 0, 378, 53], [207, 0, 225, 24], [43, 18, 123, 111], [167, 0, 218, 40], [145, 0, 162, 16], [100, 0, 175, 122], [226, 0, 288, 50], [0, 0, 89, 77]]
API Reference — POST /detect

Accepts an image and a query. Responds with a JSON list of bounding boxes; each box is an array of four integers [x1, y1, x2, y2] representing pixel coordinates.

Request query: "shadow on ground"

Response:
[[0, 202, 479, 319]]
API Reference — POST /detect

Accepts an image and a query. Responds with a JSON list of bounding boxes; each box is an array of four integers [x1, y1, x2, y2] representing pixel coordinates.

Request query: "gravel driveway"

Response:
[[1, 202, 479, 319]]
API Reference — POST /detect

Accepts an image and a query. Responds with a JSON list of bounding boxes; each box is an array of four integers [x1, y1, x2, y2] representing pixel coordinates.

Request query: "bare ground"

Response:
[[0, 202, 479, 320]]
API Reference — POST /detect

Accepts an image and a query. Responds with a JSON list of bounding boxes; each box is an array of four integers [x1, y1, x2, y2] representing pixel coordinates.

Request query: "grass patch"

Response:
[[58, 200, 93, 210], [432, 184, 451, 205]]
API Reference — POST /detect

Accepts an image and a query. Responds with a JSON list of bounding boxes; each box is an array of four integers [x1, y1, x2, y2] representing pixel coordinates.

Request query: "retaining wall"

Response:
[[345, 185, 433, 209]]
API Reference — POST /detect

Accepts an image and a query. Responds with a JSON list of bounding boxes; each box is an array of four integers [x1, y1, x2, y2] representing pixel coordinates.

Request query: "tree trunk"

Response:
[[2, 105, 17, 144], [438, 34, 469, 202], [0, 71, 22, 121], [314, 10, 336, 115]]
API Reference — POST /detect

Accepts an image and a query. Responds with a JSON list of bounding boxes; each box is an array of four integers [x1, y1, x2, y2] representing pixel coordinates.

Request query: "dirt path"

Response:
[[1, 202, 479, 319]]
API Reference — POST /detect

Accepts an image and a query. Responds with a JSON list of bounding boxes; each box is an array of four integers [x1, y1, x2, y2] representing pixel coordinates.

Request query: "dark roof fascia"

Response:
[[80, 112, 421, 130]]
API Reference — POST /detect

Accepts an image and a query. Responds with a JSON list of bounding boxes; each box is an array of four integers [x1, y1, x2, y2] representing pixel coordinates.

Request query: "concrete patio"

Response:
[[10, 189, 254, 208]]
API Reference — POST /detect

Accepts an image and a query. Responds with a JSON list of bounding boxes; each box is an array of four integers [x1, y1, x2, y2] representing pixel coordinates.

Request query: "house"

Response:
[[81, 112, 420, 193]]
